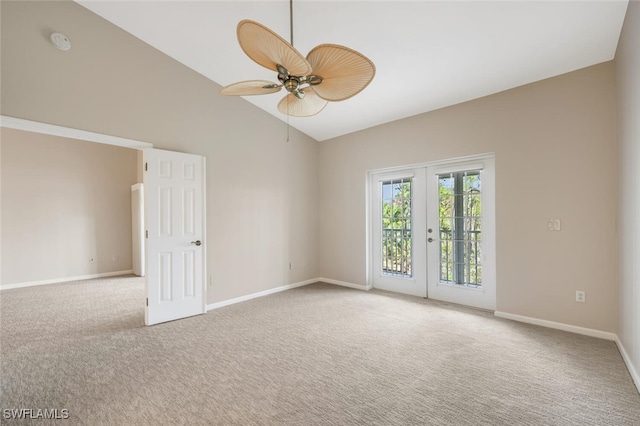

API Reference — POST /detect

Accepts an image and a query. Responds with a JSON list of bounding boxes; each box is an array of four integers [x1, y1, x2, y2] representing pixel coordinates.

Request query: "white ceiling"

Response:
[[76, 1, 628, 141]]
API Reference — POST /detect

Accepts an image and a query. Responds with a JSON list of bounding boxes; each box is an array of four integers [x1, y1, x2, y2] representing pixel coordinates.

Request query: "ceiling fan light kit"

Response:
[[220, 18, 375, 117]]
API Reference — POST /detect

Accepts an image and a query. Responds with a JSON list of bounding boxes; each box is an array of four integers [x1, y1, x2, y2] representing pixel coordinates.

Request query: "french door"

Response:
[[370, 157, 495, 310], [371, 169, 427, 297], [426, 159, 495, 310]]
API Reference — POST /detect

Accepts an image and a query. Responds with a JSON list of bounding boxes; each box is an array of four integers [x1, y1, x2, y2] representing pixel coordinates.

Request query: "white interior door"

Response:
[[144, 148, 206, 325], [370, 169, 427, 297], [426, 158, 495, 310]]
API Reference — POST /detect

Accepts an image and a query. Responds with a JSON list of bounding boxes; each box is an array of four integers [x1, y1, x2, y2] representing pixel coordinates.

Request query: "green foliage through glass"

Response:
[[438, 171, 482, 286], [381, 179, 412, 277]]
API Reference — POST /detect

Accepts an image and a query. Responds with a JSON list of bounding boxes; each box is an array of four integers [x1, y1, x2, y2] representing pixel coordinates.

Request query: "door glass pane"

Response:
[[437, 171, 482, 287], [381, 178, 412, 277]]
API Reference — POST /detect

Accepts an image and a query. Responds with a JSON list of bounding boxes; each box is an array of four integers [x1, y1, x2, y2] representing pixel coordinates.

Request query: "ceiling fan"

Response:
[[220, 2, 375, 117]]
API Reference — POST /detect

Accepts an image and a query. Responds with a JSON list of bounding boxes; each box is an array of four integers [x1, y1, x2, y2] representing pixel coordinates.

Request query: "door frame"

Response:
[[366, 153, 496, 307]]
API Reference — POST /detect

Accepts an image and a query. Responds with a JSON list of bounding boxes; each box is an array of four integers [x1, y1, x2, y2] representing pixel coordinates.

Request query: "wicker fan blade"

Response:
[[237, 20, 312, 76], [277, 89, 328, 117], [307, 44, 375, 102], [220, 80, 282, 96]]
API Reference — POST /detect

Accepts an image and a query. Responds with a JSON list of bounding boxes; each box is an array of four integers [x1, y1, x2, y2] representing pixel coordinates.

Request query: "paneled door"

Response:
[[144, 148, 206, 325]]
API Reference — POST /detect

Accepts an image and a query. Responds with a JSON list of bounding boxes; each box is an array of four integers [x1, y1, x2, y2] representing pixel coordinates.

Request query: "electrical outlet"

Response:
[[289, 262, 294, 270], [576, 290, 586, 303], [209, 275, 213, 287]]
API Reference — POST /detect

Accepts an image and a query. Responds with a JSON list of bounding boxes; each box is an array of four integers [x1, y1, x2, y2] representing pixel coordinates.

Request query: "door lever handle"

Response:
[[191, 240, 202, 246]]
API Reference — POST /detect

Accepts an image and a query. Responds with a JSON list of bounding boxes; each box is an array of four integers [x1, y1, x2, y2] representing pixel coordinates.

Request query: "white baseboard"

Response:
[[494, 311, 616, 341], [206, 277, 372, 311], [615, 336, 640, 394], [493, 312, 640, 392], [318, 277, 372, 291], [206, 278, 318, 311], [0, 270, 135, 290]]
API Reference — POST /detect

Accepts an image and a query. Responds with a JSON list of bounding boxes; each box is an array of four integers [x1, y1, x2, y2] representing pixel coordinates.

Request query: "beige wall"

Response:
[[1, 128, 137, 285], [319, 62, 618, 333], [616, 0, 640, 381], [1, 1, 319, 302]]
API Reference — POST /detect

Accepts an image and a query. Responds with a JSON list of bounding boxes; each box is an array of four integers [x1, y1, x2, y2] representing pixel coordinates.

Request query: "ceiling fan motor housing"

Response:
[[282, 76, 299, 92], [279, 73, 306, 99]]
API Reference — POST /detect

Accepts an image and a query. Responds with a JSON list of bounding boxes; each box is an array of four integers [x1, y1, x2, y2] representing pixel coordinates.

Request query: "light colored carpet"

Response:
[[1, 276, 639, 425]]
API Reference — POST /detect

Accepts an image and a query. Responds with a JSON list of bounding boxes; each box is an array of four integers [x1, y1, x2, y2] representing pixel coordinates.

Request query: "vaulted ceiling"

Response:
[[76, 1, 628, 141]]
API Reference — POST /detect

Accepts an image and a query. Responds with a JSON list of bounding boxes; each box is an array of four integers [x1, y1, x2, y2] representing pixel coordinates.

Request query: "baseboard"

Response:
[[494, 311, 616, 341], [615, 336, 640, 394], [318, 277, 372, 291], [0, 270, 135, 291], [206, 278, 318, 311]]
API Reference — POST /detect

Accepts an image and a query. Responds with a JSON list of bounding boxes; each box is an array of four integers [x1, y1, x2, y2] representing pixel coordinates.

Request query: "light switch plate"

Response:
[[547, 219, 561, 231]]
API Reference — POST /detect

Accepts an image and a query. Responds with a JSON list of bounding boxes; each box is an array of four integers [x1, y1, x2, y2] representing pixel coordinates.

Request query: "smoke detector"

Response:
[[50, 32, 71, 51]]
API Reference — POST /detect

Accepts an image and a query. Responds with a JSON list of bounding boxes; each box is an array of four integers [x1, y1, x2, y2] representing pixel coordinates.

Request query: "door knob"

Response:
[[191, 240, 202, 246]]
